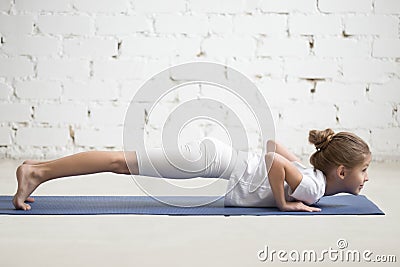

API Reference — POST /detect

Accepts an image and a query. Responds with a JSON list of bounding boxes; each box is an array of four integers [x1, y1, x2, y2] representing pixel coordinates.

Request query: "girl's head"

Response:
[[308, 128, 371, 195]]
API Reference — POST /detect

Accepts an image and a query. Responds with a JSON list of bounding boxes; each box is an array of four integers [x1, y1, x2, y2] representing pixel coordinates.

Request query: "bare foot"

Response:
[[23, 160, 44, 165], [13, 164, 41, 210]]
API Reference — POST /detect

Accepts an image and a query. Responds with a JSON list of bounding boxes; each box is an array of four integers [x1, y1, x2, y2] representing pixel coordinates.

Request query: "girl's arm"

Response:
[[267, 140, 301, 162], [265, 152, 321, 212]]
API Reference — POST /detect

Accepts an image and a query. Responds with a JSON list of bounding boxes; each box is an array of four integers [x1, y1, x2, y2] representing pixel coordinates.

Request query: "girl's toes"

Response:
[[26, 196, 35, 202]]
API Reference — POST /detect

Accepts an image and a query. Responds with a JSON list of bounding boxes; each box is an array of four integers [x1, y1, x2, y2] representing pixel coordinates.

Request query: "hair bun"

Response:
[[309, 128, 335, 151]]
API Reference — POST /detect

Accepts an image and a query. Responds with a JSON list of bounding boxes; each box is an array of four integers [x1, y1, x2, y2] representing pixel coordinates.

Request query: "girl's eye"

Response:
[[362, 169, 367, 172]]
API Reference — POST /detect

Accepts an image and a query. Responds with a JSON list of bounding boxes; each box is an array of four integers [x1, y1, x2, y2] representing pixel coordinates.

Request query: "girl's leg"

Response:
[[13, 150, 138, 210]]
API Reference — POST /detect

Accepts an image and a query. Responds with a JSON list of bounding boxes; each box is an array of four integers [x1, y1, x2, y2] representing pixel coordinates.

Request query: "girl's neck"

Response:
[[324, 170, 344, 196]]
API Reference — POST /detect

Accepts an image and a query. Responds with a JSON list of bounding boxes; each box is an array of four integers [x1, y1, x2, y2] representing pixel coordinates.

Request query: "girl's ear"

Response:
[[336, 165, 346, 180]]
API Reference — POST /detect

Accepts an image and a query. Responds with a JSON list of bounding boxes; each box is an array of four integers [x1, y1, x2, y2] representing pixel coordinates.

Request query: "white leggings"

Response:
[[136, 137, 238, 180]]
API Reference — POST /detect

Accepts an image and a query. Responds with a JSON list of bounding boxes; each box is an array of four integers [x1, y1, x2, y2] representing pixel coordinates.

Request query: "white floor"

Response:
[[0, 159, 399, 267]]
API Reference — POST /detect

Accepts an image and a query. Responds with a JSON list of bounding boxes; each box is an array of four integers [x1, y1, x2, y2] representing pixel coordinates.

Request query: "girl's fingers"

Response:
[[300, 203, 321, 212], [307, 206, 321, 212]]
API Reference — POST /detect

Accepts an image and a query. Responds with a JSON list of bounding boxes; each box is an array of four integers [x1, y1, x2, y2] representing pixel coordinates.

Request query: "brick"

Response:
[[93, 59, 146, 80], [119, 80, 143, 102], [202, 36, 256, 58], [2, 35, 60, 56], [16, 127, 69, 146], [289, 15, 341, 35], [96, 15, 151, 35], [226, 58, 284, 79], [34, 103, 88, 124], [37, 15, 93, 35], [0, 82, 12, 99], [368, 80, 400, 103], [209, 15, 233, 34], [135, 0, 186, 13], [314, 82, 366, 103], [338, 102, 392, 128], [0, 103, 31, 122], [71, 0, 130, 13], [189, 0, 244, 13], [318, 0, 372, 13], [37, 59, 89, 80], [0, 57, 34, 78], [342, 59, 397, 82], [121, 36, 201, 59], [260, 0, 317, 13], [258, 79, 312, 107], [74, 127, 123, 147], [285, 58, 339, 79], [15, 80, 62, 100], [257, 38, 309, 57], [344, 15, 398, 37], [63, 37, 117, 58], [89, 104, 128, 126], [234, 14, 287, 36], [63, 80, 119, 101], [155, 15, 208, 35], [371, 128, 400, 153], [0, 14, 33, 34], [0, 127, 11, 145], [374, 0, 400, 14], [372, 39, 400, 58], [281, 102, 337, 128], [15, 0, 71, 12], [275, 126, 310, 156], [314, 38, 370, 57]]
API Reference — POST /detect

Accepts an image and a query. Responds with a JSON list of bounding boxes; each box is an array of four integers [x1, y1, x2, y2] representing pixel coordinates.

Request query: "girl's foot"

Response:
[[23, 160, 44, 165], [13, 164, 41, 210]]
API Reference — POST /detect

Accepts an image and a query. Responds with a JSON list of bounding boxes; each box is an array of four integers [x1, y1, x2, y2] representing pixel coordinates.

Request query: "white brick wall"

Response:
[[15, 80, 62, 100], [2, 36, 60, 56], [289, 15, 342, 35], [0, 57, 34, 78], [344, 15, 398, 37], [16, 127, 70, 147], [374, 0, 400, 14], [0, 127, 11, 145], [0, 82, 12, 99], [96, 15, 151, 35], [37, 59, 90, 80], [0, 0, 399, 161], [259, 0, 317, 13], [318, 0, 372, 13], [372, 39, 400, 57], [37, 15, 93, 35], [0, 14, 33, 34]]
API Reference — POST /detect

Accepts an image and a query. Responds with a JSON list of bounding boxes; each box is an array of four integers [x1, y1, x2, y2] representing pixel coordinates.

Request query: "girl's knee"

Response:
[[266, 140, 276, 153], [265, 152, 283, 170]]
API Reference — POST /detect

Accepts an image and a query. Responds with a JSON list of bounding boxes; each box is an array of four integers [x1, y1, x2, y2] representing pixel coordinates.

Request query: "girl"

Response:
[[13, 128, 371, 212]]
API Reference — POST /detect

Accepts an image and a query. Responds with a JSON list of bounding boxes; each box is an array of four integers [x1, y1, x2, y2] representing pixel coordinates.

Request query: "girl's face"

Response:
[[344, 153, 372, 195]]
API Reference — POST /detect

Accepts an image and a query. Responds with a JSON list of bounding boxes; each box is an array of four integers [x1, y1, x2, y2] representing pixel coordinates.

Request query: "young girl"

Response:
[[13, 128, 371, 212]]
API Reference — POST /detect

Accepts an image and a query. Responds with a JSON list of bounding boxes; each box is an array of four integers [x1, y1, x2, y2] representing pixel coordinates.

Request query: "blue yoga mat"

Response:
[[0, 195, 384, 216]]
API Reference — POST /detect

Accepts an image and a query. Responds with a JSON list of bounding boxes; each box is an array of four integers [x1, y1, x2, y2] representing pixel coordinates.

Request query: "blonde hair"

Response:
[[308, 128, 371, 174]]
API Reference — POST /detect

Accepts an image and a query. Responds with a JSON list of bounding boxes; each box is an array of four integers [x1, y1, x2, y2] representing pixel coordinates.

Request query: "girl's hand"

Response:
[[281, 201, 321, 212]]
